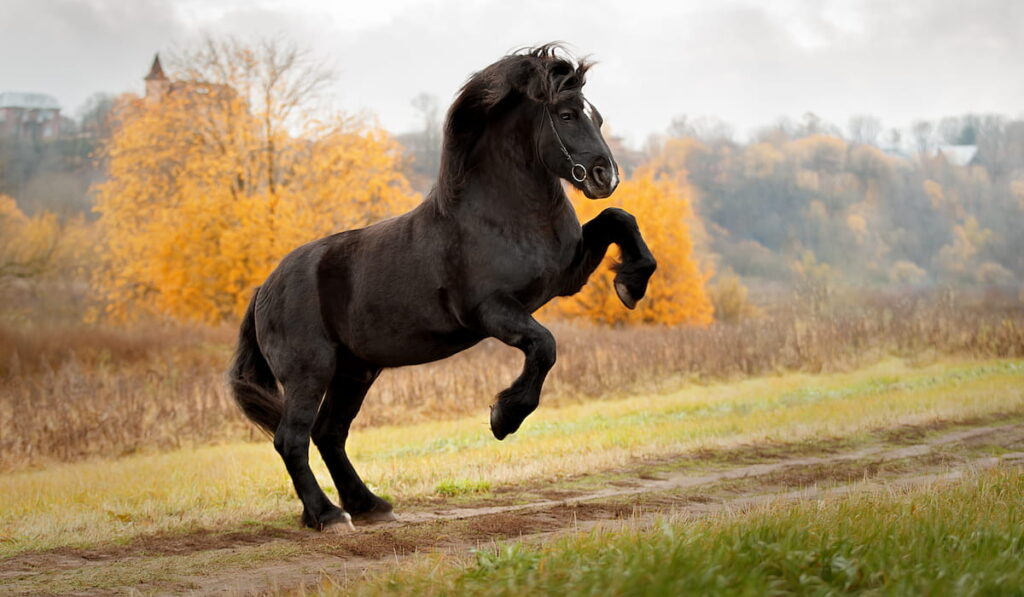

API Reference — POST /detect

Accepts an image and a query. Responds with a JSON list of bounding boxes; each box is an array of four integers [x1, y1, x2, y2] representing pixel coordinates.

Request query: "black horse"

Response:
[[229, 44, 656, 532]]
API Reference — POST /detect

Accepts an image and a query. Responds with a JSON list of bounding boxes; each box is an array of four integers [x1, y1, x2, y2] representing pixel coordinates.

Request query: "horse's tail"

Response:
[[228, 288, 282, 435]]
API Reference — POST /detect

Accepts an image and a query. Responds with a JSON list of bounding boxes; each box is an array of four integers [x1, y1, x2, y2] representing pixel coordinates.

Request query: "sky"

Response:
[[2, 0, 1022, 145]]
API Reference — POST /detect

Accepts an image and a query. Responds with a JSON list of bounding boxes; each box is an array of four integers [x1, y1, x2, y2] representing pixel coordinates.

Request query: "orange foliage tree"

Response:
[[0, 195, 90, 281], [93, 38, 418, 323], [545, 171, 713, 326]]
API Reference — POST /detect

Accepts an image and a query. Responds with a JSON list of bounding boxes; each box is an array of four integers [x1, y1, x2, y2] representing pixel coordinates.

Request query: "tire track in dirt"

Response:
[[4, 423, 1024, 596], [400, 424, 1024, 524]]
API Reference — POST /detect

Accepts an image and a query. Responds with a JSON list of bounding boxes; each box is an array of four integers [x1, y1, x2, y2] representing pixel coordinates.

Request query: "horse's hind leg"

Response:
[[273, 350, 351, 532], [312, 368, 395, 524]]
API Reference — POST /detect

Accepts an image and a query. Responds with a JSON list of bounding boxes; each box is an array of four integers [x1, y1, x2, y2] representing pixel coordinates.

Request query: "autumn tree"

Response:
[[0, 194, 89, 281], [545, 171, 713, 326], [93, 37, 418, 323], [0, 194, 61, 280]]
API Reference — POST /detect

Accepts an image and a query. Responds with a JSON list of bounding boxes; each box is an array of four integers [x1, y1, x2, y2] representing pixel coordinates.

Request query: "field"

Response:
[[345, 467, 1024, 596], [3, 355, 1024, 594], [3, 292, 1023, 470]]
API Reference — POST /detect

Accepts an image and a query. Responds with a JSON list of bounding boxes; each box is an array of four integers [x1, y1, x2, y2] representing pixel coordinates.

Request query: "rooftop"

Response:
[[145, 54, 167, 81], [932, 144, 978, 167], [0, 92, 60, 110]]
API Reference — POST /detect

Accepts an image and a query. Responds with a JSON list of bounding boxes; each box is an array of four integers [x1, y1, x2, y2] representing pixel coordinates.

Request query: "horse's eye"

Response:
[[559, 111, 574, 121]]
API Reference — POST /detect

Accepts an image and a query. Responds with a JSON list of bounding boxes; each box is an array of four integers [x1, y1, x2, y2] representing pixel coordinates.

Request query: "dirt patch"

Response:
[[949, 425, 1024, 450], [136, 525, 304, 556], [318, 529, 421, 559], [534, 488, 587, 501], [467, 512, 551, 536], [877, 413, 1021, 445], [566, 501, 638, 520], [752, 451, 962, 488], [1, 525, 305, 574]]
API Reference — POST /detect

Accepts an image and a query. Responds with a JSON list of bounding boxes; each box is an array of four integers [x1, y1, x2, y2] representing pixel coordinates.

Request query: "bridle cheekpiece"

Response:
[[546, 109, 587, 183]]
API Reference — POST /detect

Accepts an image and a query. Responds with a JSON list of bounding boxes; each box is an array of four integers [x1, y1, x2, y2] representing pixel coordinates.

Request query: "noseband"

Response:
[[546, 109, 588, 183]]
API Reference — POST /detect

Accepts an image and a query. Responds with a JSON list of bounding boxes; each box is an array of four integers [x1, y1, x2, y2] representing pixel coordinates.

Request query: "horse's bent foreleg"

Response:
[[473, 294, 556, 440], [312, 369, 395, 524], [562, 207, 657, 309]]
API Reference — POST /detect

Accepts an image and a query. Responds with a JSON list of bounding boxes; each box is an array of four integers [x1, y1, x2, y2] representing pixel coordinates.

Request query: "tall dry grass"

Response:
[[1, 290, 1022, 470]]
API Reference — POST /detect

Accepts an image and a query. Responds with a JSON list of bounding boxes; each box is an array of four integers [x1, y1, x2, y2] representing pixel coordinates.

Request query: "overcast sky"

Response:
[[2, 0, 1022, 145]]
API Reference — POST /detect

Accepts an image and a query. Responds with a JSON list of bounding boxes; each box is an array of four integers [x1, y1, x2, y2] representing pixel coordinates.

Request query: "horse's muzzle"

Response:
[[583, 159, 619, 199]]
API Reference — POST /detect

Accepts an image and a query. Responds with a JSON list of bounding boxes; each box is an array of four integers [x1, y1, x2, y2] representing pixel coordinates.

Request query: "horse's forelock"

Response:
[[469, 44, 592, 109], [527, 44, 593, 105]]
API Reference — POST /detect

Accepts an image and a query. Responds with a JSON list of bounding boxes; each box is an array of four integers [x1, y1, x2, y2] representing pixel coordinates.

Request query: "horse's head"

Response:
[[527, 47, 619, 199], [532, 55, 618, 198], [439, 44, 620, 204]]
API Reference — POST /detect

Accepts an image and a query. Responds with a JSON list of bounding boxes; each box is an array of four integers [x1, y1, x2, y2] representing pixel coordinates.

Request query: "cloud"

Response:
[[1, 0, 1021, 139], [0, 0, 191, 114]]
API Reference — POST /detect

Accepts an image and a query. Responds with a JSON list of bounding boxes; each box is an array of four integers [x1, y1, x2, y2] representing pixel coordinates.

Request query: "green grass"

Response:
[[340, 468, 1024, 596], [1, 358, 1022, 557], [434, 478, 492, 496]]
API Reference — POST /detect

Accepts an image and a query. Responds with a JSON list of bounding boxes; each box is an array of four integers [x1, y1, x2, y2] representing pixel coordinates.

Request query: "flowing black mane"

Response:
[[432, 44, 593, 211]]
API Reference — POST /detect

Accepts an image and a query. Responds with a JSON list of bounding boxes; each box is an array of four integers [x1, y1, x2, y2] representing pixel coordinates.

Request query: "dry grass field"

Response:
[[2, 291, 1024, 594], [1, 356, 1022, 594], [2, 292, 1022, 470]]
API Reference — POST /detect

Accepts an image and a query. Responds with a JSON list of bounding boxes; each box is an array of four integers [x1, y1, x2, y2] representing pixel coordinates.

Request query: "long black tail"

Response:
[[228, 288, 283, 435]]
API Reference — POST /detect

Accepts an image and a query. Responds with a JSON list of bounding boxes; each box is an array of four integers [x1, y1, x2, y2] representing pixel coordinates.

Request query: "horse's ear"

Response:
[[554, 73, 580, 96], [485, 57, 558, 107], [549, 61, 590, 103], [520, 60, 584, 105], [489, 59, 550, 106], [547, 63, 575, 100], [523, 60, 553, 104]]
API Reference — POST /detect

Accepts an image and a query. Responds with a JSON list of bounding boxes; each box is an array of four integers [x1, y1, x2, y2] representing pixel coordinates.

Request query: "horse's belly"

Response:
[[350, 327, 483, 368]]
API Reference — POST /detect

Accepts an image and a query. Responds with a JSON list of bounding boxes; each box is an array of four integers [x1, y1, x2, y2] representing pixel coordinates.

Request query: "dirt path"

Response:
[[4, 422, 1024, 596]]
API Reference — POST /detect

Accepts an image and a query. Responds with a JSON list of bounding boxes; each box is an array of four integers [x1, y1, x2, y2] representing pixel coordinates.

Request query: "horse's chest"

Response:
[[476, 227, 577, 300]]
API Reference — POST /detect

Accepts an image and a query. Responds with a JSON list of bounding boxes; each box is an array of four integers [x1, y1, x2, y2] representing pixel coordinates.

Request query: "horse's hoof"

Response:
[[352, 509, 398, 524], [322, 512, 355, 533], [490, 404, 511, 440], [491, 397, 535, 440], [615, 281, 638, 309]]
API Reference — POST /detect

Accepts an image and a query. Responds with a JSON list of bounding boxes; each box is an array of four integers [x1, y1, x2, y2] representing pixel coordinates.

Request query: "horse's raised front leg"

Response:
[[562, 207, 657, 309], [472, 294, 556, 440]]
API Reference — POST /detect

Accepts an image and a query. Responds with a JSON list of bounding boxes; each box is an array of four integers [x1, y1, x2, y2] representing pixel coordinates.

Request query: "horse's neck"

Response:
[[461, 119, 567, 218]]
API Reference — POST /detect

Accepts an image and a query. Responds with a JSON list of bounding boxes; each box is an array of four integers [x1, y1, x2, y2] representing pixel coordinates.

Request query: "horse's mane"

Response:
[[432, 43, 593, 212]]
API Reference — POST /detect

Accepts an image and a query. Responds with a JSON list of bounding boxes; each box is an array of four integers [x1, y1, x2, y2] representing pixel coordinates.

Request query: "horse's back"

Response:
[[331, 211, 484, 365], [256, 210, 480, 369]]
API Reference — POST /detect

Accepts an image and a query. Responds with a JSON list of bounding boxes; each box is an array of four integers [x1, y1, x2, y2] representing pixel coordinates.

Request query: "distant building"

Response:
[[0, 92, 62, 140], [143, 54, 234, 105], [144, 54, 171, 103], [931, 145, 978, 167]]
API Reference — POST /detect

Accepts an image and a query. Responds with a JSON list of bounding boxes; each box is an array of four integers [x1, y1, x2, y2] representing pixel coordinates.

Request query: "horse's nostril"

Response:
[[593, 165, 610, 186]]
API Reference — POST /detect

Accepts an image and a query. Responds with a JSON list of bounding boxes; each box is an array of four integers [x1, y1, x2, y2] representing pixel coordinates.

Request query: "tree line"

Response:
[[642, 113, 1024, 290], [2, 37, 1022, 328]]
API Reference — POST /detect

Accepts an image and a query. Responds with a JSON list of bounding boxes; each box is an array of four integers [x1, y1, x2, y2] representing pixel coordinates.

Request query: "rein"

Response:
[[545, 109, 588, 183]]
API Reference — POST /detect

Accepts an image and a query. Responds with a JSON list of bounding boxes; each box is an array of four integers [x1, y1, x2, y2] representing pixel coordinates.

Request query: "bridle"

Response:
[[545, 108, 588, 183]]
